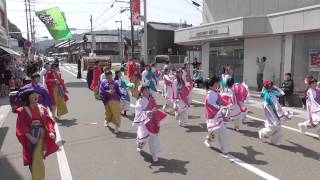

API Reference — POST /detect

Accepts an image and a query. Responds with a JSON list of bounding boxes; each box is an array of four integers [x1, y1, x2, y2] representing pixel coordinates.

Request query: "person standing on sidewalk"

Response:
[[90, 61, 102, 100], [279, 73, 294, 106], [256, 57, 267, 91]]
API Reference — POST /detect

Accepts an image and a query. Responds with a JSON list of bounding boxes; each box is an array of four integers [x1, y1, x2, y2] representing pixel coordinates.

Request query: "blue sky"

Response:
[[7, 0, 202, 40]]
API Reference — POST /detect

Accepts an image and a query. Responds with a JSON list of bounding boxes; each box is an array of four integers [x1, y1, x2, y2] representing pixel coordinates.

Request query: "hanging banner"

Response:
[[132, 0, 141, 26], [36, 7, 72, 40]]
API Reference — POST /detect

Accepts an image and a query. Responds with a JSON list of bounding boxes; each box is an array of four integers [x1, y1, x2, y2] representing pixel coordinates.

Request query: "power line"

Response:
[[93, 9, 121, 29]]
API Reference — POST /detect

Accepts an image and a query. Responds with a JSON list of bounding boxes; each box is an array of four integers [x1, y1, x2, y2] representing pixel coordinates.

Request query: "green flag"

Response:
[[36, 7, 72, 40]]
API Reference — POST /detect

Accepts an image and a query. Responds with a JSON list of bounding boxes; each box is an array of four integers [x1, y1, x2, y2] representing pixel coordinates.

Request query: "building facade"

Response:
[[0, 0, 7, 47], [175, 0, 320, 91]]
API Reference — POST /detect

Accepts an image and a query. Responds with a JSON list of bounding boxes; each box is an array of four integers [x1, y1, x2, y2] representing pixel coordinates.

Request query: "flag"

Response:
[[132, 0, 141, 26], [36, 7, 72, 40]]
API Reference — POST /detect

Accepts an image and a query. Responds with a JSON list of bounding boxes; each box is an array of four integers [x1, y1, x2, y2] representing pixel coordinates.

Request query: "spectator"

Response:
[[192, 70, 203, 88], [140, 60, 145, 73], [279, 73, 294, 106], [192, 58, 201, 70], [256, 57, 267, 91]]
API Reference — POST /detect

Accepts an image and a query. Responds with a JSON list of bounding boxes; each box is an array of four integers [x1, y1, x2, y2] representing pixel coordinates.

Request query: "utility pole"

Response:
[[90, 14, 96, 56], [28, 0, 33, 59], [116, 20, 123, 60], [143, 0, 147, 63], [24, 0, 30, 41], [130, 0, 135, 58]]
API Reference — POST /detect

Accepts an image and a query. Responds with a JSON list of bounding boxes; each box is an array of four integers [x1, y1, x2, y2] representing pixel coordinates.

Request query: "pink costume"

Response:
[[223, 83, 249, 130], [204, 90, 229, 154], [133, 95, 167, 156], [298, 88, 320, 135], [173, 79, 191, 126]]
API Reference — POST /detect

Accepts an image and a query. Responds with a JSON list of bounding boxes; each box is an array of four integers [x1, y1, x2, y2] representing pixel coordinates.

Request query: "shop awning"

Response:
[[0, 46, 21, 56]]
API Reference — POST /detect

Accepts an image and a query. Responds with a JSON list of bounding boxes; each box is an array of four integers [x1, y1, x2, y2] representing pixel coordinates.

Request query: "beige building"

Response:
[[175, 0, 320, 91]]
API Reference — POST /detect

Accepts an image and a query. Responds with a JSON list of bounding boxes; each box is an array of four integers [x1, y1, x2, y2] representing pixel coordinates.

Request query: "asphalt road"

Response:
[[0, 63, 319, 180]]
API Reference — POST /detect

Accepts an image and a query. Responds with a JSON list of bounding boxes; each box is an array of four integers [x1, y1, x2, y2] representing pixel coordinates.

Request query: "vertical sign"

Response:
[[133, 0, 141, 26], [309, 49, 320, 71]]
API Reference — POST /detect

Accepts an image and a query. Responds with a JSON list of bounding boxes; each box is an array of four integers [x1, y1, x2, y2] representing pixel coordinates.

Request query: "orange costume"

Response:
[[46, 70, 69, 117], [127, 60, 141, 98], [90, 65, 101, 99]]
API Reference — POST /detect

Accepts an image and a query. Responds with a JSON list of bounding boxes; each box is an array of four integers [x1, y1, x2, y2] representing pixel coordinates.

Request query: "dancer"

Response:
[[162, 68, 174, 113], [16, 88, 59, 180], [142, 65, 158, 96], [298, 76, 320, 136], [100, 71, 122, 133], [258, 80, 293, 146], [19, 73, 52, 109], [46, 63, 68, 119], [221, 66, 233, 92], [173, 69, 191, 127], [203, 76, 230, 155], [223, 78, 249, 131], [127, 58, 141, 98], [90, 61, 101, 100], [133, 85, 167, 162], [114, 70, 134, 116]]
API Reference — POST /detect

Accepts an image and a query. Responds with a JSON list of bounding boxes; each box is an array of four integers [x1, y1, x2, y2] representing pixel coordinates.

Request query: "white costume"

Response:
[[39, 68, 47, 88], [204, 90, 229, 154], [162, 74, 174, 113], [173, 79, 190, 126], [259, 88, 293, 145], [133, 96, 166, 161], [298, 88, 320, 135]]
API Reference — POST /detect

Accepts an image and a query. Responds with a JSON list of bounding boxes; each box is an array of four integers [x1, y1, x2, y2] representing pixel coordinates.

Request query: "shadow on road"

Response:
[[56, 118, 78, 127], [230, 146, 268, 165], [243, 120, 264, 128], [116, 131, 136, 139], [140, 151, 189, 175], [0, 127, 9, 149], [0, 96, 9, 106], [190, 102, 204, 108], [65, 82, 88, 88], [184, 124, 207, 133], [188, 115, 201, 119], [271, 141, 320, 160], [0, 127, 24, 180]]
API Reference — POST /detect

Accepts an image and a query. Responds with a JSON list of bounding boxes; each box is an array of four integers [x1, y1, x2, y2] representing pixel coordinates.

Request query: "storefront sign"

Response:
[[190, 26, 229, 39], [309, 49, 320, 71]]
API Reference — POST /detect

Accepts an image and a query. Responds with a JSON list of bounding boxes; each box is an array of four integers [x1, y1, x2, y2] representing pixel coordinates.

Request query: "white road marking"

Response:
[[0, 105, 11, 127], [55, 123, 73, 180], [225, 154, 279, 180]]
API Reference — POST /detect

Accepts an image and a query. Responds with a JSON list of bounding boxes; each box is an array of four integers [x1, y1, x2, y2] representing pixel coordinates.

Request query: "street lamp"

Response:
[[115, 20, 123, 61]]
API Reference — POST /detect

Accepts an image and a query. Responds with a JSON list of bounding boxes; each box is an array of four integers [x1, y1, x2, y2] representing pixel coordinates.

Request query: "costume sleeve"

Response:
[[208, 92, 220, 109], [99, 80, 106, 101], [16, 110, 28, 137], [40, 87, 53, 108], [44, 108, 56, 134]]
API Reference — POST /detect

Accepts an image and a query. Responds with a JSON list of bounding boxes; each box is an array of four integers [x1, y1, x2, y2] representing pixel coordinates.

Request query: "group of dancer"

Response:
[[15, 62, 69, 180], [15, 59, 320, 179]]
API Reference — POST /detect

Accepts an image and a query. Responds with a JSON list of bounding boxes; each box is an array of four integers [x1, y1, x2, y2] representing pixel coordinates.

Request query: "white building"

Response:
[[0, 0, 8, 47], [175, 0, 320, 91]]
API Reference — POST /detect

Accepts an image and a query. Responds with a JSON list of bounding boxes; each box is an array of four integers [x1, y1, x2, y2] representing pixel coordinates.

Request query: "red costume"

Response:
[[127, 60, 141, 82], [45, 70, 69, 105], [90, 65, 101, 91], [16, 106, 59, 166]]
